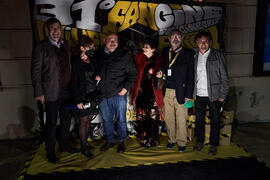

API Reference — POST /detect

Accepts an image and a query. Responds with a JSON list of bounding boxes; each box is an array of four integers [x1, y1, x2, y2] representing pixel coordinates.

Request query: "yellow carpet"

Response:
[[24, 136, 251, 176]]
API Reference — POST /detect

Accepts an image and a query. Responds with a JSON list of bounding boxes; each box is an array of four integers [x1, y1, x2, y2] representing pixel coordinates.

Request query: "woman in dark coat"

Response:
[[130, 39, 164, 147], [71, 35, 100, 157]]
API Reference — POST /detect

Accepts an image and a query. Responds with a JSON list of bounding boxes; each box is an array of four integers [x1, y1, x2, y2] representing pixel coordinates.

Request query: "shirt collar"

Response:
[[49, 37, 63, 48], [199, 48, 211, 57], [104, 47, 111, 54], [104, 47, 117, 55], [170, 46, 182, 53]]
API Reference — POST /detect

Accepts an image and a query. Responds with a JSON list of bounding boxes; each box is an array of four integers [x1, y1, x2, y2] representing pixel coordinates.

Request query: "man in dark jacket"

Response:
[[193, 31, 229, 155], [161, 29, 194, 153], [95, 32, 137, 153], [31, 18, 79, 163]]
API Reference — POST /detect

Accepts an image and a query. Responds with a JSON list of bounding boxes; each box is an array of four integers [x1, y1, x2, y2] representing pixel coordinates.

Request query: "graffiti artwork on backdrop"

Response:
[[30, 0, 225, 137], [30, 0, 225, 49]]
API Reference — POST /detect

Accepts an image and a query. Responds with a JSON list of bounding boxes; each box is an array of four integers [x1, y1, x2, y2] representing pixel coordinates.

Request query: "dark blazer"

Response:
[[31, 38, 71, 101], [162, 47, 194, 104]]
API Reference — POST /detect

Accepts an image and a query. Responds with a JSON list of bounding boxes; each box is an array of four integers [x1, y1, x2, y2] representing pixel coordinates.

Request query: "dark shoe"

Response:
[[178, 146, 186, 153], [101, 142, 115, 151], [193, 142, 204, 152], [167, 143, 176, 149], [59, 145, 80, 153], [117, 142, 125, 153], [81, 142, 94, 151], [46, 153, 58, 163], [208, 145, 217, 155], [81, 148, 93, 158]]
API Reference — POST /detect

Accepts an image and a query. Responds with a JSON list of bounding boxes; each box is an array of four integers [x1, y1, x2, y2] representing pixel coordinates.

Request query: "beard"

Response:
[[171, 41, 181, 49], [107, 44, 117, 52], [110, 44, 116, 48]]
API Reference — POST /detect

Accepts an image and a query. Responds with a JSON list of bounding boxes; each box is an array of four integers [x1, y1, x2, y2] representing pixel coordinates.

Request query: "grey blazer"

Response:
[[194, 48, 229, 102], [31, 38, 71, 101]]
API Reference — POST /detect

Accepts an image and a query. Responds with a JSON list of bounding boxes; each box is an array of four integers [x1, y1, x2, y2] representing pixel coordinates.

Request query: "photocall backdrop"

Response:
[[29, 0, 225, 137], [30, 0, 225, 49]]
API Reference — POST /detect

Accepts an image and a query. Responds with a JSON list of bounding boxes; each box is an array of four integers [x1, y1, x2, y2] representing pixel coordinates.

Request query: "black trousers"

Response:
[[44, 87, 72, 154], [195, 96, 222, 146]]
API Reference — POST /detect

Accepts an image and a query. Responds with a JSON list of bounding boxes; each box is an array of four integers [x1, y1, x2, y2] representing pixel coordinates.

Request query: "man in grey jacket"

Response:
[[193, 31, 229, 155]]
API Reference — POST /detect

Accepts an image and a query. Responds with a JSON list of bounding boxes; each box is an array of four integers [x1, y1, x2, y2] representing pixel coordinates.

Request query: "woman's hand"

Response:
[[77, 103, 84, 109], [149, 68, 154, 75], [81, 52, 88, 61]]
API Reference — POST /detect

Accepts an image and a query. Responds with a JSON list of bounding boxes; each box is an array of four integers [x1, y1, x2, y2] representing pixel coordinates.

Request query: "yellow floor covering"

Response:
[[25, 136, 252, 175]]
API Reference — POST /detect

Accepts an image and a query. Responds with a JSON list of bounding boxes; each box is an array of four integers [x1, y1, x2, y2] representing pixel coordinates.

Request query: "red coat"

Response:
[[130, 52, 164, 120]]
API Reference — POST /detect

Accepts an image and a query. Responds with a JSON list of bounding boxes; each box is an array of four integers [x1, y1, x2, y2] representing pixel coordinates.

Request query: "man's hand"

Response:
[[77, 103, 84, 109], [218, 98, 224, 102], [185, 98, 191, 102], [35, 96, 45, 104], [118, 88, 127, 96]]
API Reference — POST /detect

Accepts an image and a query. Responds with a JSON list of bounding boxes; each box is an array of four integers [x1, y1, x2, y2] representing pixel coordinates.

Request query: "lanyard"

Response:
[[169, 47, 182, 68]]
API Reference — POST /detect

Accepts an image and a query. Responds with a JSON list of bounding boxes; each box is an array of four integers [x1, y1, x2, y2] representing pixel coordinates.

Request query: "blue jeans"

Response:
[[99, 94, 127, 143]]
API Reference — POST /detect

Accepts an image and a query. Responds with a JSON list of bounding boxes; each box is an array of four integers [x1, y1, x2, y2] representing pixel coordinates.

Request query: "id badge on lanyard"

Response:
[[167, 69, 172, 76], [168, 48, 182, 77]]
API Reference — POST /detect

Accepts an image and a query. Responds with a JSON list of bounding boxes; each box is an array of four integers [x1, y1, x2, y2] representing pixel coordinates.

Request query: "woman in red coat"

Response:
[[130, 39, 164, 147]]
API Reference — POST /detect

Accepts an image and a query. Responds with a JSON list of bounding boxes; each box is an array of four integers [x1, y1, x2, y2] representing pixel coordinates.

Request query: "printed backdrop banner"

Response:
[[29, 0, 225, 50], [29, 0, 225, 137]]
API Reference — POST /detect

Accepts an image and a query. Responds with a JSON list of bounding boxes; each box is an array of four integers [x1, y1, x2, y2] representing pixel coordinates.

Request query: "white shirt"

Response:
[[49, 37, 63, 48], [196, 48, 211, 97]]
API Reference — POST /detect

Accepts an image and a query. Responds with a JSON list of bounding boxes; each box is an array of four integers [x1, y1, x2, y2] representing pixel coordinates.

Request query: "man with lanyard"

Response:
[[161, 29, 194, 152]]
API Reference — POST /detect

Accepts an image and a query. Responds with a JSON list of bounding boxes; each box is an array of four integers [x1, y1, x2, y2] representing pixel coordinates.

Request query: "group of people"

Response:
[[31, 17, 229, 163]]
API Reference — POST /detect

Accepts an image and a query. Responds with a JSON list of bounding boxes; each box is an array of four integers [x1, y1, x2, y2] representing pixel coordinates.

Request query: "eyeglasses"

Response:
[[171, 35, 181, 39]]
